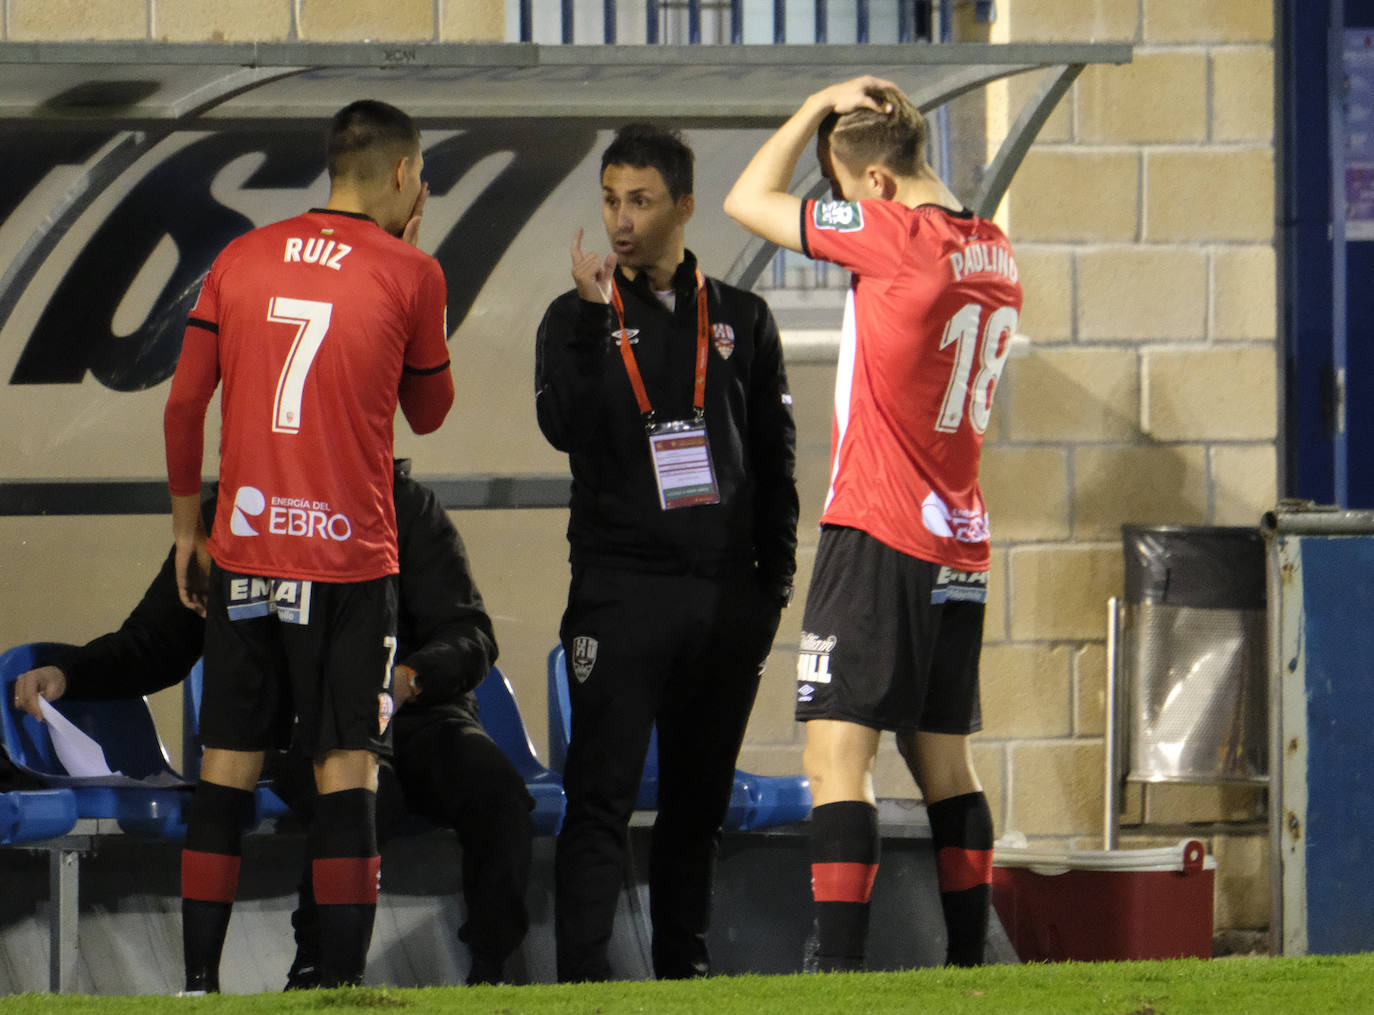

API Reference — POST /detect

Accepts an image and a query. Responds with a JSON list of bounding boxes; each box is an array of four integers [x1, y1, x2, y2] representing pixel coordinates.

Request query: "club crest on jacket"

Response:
[[712, 323, 735, 360]]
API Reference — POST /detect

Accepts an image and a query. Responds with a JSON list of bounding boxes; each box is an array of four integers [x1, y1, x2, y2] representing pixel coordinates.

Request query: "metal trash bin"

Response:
[[1104, 526, 1268, 846]]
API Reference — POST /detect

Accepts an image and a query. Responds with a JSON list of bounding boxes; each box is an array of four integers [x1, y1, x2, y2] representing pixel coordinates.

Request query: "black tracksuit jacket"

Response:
[[535, 251, 798, 604]]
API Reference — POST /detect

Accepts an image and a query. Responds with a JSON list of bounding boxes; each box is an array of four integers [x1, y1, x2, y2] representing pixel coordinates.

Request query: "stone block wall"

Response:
[[981, 0, 1276, 942]]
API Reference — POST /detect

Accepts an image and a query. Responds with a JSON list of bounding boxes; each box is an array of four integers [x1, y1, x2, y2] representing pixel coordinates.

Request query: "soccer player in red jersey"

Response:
[[726, 76, 1022, 971], [163, 100, 454, 992]]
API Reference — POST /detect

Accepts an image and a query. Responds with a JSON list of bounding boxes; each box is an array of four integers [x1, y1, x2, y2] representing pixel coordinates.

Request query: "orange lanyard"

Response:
[[610, 269, 709, 430]]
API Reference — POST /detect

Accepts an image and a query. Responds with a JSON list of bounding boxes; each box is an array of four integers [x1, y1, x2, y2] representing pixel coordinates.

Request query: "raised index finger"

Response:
[[571, 227, 585, 262]]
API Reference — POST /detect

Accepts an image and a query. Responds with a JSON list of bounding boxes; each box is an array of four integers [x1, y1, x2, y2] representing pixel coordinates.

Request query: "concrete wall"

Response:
[[0, 0, 1278, 945]]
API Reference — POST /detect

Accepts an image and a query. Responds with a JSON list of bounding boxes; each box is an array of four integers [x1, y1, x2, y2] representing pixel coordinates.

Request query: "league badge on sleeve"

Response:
[[571, 636, 598, 683], [814, 201, 864, 232]]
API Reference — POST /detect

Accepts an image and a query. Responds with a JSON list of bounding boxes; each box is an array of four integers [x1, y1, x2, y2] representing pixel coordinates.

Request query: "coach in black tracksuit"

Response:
[[535, 123, 798, 982], [13, 460, 532, 988]]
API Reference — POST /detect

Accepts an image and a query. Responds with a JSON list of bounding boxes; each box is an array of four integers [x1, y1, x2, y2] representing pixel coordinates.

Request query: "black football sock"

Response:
[[809, 800, 880, 972], [285, 866, 322, 990], [181, 781, 255, 993], [310, 788, 380, 988], [927, 791, 994, 967]]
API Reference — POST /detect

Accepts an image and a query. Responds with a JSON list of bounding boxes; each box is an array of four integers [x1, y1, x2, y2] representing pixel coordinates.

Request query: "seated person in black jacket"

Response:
[[12, 459, 532, 988]]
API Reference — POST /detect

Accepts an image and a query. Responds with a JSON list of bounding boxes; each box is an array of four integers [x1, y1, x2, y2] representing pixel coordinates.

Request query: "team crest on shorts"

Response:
[[711, 323, 735, 360], [378, 692, 394, 735], [571, 636, 598, 683]]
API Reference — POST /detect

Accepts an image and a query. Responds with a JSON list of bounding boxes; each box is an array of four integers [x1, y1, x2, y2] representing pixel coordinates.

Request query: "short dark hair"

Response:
[[327, 99, 421, 183], [819, 85, 927, 178], [600, 122, 694, 200]]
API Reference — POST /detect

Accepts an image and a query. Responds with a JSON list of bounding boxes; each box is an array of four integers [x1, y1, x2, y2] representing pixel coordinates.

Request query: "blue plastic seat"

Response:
[[474, 666, 566, 836], [0, 788, 79, 844], [0, 642, 191, 839], [546, 645, 811, 831]]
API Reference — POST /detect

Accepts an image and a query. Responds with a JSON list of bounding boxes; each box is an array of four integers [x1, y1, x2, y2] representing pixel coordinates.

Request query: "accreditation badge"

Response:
[[647, 419, 721, 510]]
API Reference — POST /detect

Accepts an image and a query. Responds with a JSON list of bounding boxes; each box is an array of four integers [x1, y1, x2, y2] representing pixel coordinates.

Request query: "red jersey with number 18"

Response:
[[801, 199, 1021, 572], [165, 209, 452, 583]]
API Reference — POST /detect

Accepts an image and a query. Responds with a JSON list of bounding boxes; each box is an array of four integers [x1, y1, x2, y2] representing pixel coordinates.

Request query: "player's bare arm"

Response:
[[13, 665, 66, 721], [171, 491, 211, 617], [724, 74, 896, 251], [570, 228, 616, 304]]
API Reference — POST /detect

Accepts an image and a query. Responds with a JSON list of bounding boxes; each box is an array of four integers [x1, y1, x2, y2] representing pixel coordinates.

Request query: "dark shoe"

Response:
[[466, 953, 504, 986], [802, 920, 821, 974], [802, 918, 864, 973], [183, 968, 219, 994], [284, 958, 321, 991]]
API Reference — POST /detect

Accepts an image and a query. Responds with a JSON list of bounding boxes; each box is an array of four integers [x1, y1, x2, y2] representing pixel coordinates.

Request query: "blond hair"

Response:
[[819, 85, 927, 178]]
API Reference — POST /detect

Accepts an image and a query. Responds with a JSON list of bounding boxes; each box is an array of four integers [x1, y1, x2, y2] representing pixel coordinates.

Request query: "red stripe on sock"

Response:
[[181, 849, 241, 903], [936, 846, 993, 894], [811, 861, 878, 903], [313, 856, 381, 906]]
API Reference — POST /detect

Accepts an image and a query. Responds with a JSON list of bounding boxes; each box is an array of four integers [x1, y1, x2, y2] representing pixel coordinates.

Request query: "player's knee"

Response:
[[453, 735, 531, 810], [802, 738, 846, 789]]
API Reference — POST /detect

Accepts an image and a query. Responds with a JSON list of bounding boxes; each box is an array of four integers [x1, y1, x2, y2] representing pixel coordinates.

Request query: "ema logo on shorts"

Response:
[[796, 631, 837, 686], [226, 575, 313, 625], [229, 485, 353, 542]]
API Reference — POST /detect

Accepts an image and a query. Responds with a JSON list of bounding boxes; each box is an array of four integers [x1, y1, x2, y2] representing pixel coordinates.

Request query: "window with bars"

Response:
[[510, 1, 979, 46]]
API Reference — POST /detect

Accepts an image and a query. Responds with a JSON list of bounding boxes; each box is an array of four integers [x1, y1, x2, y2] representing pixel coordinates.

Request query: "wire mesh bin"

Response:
[[1104, 526, 1268, 847]]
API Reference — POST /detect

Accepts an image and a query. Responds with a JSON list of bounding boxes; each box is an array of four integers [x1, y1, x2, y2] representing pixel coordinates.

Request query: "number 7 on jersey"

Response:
[[268, 296, 333, 435]]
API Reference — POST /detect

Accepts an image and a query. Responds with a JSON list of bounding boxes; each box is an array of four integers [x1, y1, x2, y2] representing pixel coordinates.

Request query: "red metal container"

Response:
[[992, 839, 1215, 962]]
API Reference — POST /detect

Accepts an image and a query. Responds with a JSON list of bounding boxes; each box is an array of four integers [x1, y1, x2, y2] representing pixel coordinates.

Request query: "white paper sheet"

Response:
[[37, 698, 120, 777]]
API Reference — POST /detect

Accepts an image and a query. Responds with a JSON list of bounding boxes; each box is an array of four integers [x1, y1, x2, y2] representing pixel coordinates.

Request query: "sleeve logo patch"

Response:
[[813, 201, 864, 232]]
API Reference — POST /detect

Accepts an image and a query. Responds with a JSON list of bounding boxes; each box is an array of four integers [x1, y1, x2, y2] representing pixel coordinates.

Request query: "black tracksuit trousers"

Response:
[[553, 566, 779, 982]]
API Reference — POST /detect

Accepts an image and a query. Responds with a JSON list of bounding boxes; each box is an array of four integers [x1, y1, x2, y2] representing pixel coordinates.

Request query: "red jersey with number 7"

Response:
[[801, 199, 1021, 572], [165, 208, 453, 583]]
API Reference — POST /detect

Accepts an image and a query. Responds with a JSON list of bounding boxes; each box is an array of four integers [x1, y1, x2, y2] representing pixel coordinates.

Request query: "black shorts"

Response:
[[200, 563, 399, 759], [794, 525, 985, 735]]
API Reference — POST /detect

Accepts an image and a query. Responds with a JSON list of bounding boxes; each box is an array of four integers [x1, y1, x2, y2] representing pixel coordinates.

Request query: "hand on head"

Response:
[[823, 75, 900, 116], [570, 228, 617, 304]]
